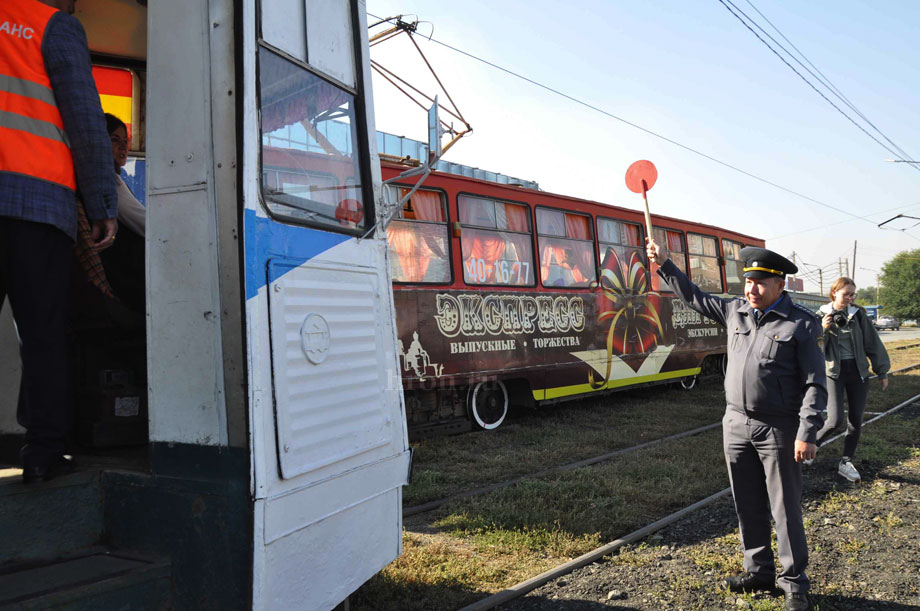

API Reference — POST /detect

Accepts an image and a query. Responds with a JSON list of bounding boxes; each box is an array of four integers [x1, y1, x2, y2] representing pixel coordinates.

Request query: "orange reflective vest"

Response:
[[0, 0, 76, 191]]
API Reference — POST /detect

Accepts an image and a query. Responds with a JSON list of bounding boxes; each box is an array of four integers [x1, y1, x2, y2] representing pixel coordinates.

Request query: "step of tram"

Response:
[[0, 467, 103, 566], [0, 549, 171, 610]]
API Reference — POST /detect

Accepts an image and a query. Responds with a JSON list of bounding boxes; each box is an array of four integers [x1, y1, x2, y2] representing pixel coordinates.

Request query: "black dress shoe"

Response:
[[22, 454, 75, 483], [785, 592, 810, 611], [722, 572, 775, 593]]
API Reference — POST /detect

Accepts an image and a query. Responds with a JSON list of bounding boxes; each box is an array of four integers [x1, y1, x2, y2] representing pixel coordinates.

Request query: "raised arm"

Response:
[[647, 237, 730, 327]]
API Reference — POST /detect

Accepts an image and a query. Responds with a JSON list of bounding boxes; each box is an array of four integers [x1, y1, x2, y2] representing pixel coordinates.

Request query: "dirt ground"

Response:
[[499, 406, 920, 611]]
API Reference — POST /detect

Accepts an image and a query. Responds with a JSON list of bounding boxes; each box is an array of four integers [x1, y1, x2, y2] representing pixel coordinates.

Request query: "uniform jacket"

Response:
[[817, 303, 890, 381], [658, 259, 827, 443], [0, 0, 116, 239]]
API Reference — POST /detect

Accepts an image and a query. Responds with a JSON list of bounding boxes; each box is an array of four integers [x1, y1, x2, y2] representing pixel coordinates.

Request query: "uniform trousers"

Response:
[[0, 218, 72, 461], [723, 409, 809, 593], [814, 359, 868, 459]]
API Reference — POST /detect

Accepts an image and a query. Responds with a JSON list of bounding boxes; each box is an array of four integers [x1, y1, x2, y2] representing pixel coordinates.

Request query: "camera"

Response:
[[831, 309, 849, 327]]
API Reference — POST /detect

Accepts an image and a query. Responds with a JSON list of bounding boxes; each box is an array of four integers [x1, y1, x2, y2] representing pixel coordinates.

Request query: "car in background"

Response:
[[875, 315, 900, 331]]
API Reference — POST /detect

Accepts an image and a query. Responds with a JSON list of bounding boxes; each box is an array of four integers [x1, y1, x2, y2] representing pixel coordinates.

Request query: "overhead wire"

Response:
[[717, 0, 920, 172], [739, 0, 915, 163], [766, 201, 920, 240], [367, 12, 919, 240]]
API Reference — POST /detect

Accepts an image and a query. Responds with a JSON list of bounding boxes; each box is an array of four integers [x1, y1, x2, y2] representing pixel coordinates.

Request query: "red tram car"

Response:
[[382, 159, 765, 435]]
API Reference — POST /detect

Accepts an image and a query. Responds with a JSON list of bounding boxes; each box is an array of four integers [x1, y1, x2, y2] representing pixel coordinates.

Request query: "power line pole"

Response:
[[791, 252, 796, 292], [818, 268, 823, 296], [852, 241, 857, 283]]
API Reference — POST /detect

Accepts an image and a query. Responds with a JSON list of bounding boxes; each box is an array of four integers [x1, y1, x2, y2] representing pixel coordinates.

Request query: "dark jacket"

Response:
[[817, 303, 890, 380], [658, 259, 827, 443]]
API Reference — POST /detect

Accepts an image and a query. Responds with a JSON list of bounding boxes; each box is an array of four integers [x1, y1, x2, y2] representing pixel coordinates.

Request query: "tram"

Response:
[[0, 1, 410, 609], [380, 152, 766, 435]]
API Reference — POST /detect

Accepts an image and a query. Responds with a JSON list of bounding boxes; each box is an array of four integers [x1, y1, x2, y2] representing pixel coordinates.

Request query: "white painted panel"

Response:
[[260, 0, 306, 62], [263, 451, 409, 543], [255, 488, 402, 611], [146, 0, 210, 191], [305, 0, 356, 87], [146, 189, 224, 445], [146, 0, 226, 446], [268, 260, 396, 478]]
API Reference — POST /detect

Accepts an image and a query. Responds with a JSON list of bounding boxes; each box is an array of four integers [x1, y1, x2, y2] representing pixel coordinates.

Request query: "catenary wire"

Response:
[[717, 0, 920, 172], [367, 13, 918, 229], [739, 0, 915, 162]]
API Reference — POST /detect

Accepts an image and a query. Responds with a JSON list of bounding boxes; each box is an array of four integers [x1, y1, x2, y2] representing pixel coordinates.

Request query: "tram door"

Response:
[[244, 1, 410, 608]]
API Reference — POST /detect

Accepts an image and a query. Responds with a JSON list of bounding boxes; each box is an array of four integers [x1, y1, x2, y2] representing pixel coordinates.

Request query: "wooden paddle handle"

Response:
[[642, 181, 653, 244]]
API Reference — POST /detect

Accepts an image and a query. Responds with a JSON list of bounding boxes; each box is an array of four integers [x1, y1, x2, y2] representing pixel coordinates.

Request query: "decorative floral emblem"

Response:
[[589, 248, 665, 388]]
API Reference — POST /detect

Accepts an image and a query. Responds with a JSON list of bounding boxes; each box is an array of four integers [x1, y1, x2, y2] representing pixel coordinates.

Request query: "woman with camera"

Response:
[[813, 277, 890, 482]]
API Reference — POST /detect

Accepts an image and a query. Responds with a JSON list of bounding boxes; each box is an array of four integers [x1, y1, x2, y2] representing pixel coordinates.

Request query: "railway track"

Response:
[[458, 389, 920, 611], [404, 361, 920, 519]]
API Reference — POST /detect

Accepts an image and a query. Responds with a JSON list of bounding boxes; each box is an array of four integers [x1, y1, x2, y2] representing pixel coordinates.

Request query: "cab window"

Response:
[[459, 194, 534, 286], [536, 208, 596, 288], [259, 46, 368, 233], [387, 188, 450, 283]]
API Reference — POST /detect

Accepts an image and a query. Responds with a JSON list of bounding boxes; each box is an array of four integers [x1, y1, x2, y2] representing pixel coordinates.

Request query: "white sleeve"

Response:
[[116, 174, 146, 237]]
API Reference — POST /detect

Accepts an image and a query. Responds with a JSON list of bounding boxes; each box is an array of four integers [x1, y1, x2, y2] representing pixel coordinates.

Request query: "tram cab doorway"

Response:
[[0, 1, 152, 460]]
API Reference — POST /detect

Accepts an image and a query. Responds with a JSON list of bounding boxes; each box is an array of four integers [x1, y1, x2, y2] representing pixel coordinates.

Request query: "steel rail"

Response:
[[458, 390, 920, 611], [406, 361, 920, 518]]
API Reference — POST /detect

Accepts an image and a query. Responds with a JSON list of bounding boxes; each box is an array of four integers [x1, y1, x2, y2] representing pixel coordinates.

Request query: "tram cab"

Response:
[[0, 1, 410, 609]]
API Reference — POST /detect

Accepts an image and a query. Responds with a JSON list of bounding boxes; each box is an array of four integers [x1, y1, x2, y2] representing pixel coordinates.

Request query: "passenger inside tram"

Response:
[[97, 113, 145, 313]]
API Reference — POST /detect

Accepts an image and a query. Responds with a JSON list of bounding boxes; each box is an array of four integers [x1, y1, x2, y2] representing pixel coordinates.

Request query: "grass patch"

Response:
[[406, 378, 726, 506], [355, 346, 920, 611]]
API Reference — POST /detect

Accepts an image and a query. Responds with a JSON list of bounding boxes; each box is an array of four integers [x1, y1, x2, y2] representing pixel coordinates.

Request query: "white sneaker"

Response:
[[838, 459, 861, 483]]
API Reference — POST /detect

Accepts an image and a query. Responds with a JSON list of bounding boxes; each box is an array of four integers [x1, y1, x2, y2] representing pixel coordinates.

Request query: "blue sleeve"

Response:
[[655, 259, 730, 327], [42, 12, 117, 221]]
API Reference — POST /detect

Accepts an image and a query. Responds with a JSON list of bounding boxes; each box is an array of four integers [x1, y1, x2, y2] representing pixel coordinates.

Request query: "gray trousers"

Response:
[[723, 410, 809, 593]]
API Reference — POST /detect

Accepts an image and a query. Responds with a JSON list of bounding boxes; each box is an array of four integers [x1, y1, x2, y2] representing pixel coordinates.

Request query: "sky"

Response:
[[364, 0, 920, 296]]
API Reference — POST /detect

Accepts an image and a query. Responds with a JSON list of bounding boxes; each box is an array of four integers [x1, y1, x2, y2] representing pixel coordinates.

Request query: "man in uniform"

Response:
[[647, 239, 826, 611], [0, 0, 117, 481]]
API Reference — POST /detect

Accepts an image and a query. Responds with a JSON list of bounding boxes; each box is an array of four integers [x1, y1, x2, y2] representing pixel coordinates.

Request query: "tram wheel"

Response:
[[679, 376, 697, 391], [467, 380, 508, 430]]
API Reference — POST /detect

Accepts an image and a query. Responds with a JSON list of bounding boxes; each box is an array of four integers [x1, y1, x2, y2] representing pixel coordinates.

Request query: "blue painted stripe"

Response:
[[243, 208, 351, 300]]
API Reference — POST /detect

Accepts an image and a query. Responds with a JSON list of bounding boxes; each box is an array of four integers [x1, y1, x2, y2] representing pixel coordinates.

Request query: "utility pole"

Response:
[[818, 268, 823, 296], [845, 257, 850, 278], [852, 241, 857, 283], [791, 252, 796, 292]]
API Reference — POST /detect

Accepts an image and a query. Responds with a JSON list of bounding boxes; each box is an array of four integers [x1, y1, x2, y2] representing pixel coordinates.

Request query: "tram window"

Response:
[[688, 233, 723, 293], [722, 239, 745, 295], [650, 227, 686, 292], [458, 194, 534, 286], [259, 47, 368, 233], [387, 188, 450, 284], [536, 208, 596, 288], [597, 218, 646, 280]]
